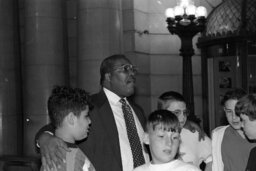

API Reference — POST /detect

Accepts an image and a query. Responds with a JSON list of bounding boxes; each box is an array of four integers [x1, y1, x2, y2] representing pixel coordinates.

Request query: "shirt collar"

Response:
[[103, 87, 126, 105]]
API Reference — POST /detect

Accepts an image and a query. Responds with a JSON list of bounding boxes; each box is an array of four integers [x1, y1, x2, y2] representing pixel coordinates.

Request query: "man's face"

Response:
[[108, 58, 136, 98], [224, 99, 242, 130], [166, 101, 188, 128], [240, 114, 256, 140], [145, 124, 180, 164]]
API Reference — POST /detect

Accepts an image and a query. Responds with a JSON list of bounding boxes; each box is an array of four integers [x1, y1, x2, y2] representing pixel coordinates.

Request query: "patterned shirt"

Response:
[[41, 142, 96, 171]]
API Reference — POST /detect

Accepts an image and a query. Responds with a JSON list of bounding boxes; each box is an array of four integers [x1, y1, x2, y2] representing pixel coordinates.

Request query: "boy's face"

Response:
[[165, 100, 187, 128], [144, 124, 180, 164], [224, 99, 242, 130], [240, 114, 256, 140], [73, 106, 91, 141]]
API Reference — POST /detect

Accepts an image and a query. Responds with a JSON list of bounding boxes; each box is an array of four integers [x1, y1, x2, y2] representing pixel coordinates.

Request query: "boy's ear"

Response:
[[66, 112, 75, 125], [143, 132, 149, 145]]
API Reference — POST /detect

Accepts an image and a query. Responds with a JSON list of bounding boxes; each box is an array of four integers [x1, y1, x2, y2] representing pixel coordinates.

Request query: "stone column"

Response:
[[78, 0, 123, 92], [0, 0, 21, 155], [23, 0, 67, 156]]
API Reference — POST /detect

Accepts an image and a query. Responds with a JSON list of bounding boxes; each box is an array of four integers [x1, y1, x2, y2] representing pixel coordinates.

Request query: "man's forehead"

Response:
[[113, 58, 131, 66]]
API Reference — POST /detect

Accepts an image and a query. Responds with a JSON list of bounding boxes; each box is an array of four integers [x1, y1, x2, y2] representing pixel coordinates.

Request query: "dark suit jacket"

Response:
[[36, 89, 147, 171], [79, 90, 147, 171]]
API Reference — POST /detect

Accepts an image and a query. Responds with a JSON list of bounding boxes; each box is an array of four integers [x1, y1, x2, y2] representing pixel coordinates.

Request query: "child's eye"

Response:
[[172, 133, 180, 140], [173, 136, 178, 140], [170, 128, 178, 132]]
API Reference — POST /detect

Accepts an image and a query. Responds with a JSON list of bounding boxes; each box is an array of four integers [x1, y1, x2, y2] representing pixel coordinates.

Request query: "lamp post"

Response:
[[165, 0, 207, 123]]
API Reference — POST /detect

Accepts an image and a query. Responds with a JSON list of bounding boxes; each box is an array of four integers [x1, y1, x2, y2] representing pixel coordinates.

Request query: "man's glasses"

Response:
[[112, 64, 138, 74]]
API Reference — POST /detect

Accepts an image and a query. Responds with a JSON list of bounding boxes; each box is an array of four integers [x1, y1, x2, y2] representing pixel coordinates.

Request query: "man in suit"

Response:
[[37, 54, 149, 171]]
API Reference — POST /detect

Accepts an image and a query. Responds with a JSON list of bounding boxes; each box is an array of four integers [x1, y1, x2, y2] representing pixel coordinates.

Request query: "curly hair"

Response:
[[48, 85, 93, 127]]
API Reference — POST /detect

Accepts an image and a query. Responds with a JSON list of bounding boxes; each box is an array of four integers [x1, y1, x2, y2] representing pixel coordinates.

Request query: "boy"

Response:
[[211, 88, 255, 171], [158, 91, 212, 170], [235, 94, 256, 171], [40, 86, 95, 171], [133, 110, 200, 171]]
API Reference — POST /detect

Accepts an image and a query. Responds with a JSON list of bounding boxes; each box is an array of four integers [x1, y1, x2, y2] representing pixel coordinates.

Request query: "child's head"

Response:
[[144, 109, 181, 164], [235, 94, 256, 140], [48, 85, 93, 141], [158, 91, 188, 128], [221, 88, 246, 130]]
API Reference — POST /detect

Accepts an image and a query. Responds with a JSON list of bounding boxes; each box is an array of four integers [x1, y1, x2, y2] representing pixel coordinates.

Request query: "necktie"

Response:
[[120, 98, 145, 168]]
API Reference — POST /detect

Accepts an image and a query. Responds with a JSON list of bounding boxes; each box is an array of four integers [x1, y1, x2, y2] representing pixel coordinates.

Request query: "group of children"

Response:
[[158, 91, 212, 170], [43, 85, 256, 171]]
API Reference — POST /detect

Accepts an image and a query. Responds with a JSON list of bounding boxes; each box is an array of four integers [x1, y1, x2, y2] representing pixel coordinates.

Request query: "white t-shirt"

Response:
[[133, 160, 200, 171], [179, 128, 212, 167]]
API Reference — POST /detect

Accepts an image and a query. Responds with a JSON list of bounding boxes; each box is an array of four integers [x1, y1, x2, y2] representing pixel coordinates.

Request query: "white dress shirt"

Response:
[[103, 88, 149, 171]]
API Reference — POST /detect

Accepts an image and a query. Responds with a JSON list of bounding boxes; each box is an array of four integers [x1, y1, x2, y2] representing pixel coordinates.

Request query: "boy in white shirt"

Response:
[[133, 109, 200, 171], [158, 91, 212, 170]]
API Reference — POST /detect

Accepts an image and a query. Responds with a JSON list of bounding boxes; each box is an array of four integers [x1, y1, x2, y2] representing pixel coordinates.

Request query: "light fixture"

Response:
[[165, 0, 207, 29], [165, 0, 207, 123]]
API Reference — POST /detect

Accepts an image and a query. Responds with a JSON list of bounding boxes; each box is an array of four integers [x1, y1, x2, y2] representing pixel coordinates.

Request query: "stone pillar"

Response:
[[23, 0, 67, 156], [0, 0, 21, 155], [122, 0, 151, 115], [78, 0, 123, 92]]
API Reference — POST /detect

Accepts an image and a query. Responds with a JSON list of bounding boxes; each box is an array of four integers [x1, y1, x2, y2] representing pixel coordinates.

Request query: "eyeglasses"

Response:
[[112, 64, 138, 74], [171, 109, 190, 116]]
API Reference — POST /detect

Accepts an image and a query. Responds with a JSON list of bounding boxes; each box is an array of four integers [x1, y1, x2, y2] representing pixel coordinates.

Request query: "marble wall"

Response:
[[125, 0, 219, 120]]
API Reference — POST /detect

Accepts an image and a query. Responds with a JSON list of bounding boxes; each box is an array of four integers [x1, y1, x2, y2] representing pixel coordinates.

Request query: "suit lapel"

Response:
[[93, 90, 146, 170], [95, 90, 122, 169]]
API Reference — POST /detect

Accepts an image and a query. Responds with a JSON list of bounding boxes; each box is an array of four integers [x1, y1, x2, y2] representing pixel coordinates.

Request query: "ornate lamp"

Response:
[[165, 0, 207, 123]]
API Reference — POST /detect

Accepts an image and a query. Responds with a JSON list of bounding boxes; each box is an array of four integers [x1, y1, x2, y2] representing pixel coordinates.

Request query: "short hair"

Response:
[[146, 109, 180, 133], [221, 88, 246, 106], [100, 54, 130, 85], [48, 85, 93, 127], [157, 91, 186, 110], [235, 94, 256, 121]]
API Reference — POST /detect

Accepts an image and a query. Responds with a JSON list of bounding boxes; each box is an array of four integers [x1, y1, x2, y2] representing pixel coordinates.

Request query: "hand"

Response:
[[38, 132, 70, 170], [183, 120, 205, 141], [41, 157, 58, 171]]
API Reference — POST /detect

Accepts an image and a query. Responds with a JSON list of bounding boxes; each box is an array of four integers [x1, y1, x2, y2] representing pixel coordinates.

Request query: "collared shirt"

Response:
[[103, 88, 149, 171]]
